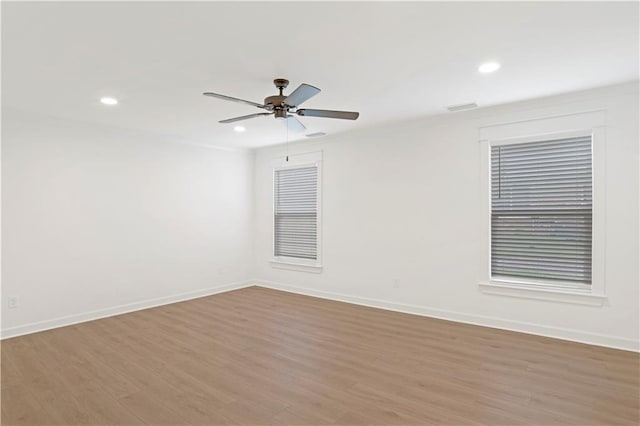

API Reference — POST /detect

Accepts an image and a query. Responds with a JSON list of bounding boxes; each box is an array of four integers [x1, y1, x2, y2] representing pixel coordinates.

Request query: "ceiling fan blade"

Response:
[[219, 112, 273, 124], [285, 115, 306, 132], [283, 83, 321, 107], [296, 109, 359, 120], [203, 92, 266, 109]]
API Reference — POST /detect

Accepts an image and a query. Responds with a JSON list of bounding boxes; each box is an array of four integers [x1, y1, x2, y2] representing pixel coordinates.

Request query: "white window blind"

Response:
[[491, 136, 593, 286], [274, 166, 318, 260]]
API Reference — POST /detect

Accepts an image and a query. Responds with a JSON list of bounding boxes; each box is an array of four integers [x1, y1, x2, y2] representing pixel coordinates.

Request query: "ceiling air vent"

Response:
[[446, 102, 478, 112]]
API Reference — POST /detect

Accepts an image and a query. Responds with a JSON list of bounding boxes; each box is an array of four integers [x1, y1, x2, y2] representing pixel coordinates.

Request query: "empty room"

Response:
[[1, 1, 639, 425]]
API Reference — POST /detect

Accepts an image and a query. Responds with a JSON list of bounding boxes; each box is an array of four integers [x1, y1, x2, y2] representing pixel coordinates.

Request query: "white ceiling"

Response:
[[3, 1, 638, 149]]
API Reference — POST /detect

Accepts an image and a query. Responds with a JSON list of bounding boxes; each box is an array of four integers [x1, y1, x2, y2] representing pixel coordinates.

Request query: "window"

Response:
[[491, 136, 593, 288], [273, 164, 320, 266], [478, 112, 606, 305]]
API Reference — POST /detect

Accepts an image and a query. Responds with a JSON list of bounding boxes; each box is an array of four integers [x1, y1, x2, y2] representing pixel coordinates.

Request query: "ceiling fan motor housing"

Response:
[[264, 95, 286, 109], [264, 95, 290, 118], [265, 79, 292, 118]]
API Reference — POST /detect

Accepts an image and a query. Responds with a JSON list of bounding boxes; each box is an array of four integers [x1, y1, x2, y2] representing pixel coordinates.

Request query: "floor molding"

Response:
[[1, 280, 255, 340], [4, 278, 637, 352], [253, 279, 639, 352]]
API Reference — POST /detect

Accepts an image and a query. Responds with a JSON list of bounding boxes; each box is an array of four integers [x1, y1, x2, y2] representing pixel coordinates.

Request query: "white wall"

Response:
[[3, 82, 638, 351], [1, 109, 254, 336], [253, 82, 639, 351]]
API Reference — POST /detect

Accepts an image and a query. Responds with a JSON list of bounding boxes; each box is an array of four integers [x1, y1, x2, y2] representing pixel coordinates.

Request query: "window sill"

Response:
[[478, 281, 607, 306], [270, 260, 323, 274]]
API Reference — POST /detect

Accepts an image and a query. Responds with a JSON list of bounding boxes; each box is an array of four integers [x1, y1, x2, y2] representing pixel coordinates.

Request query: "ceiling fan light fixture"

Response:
[[233, 126, 246, 132]]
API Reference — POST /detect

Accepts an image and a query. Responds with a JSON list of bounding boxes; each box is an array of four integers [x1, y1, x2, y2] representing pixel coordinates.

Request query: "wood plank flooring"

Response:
[[2, 286, 638, 425]]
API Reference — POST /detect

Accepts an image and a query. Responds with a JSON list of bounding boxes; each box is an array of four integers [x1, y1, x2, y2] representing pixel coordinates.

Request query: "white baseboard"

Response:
[[1, 280, 255, 340], [4, 278, 637, 352], [253, 279, 640, 353]]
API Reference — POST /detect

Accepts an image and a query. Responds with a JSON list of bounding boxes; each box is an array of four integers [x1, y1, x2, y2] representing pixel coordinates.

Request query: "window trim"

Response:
[[478, 113, 607, 305], [270, 153, 323, 273]]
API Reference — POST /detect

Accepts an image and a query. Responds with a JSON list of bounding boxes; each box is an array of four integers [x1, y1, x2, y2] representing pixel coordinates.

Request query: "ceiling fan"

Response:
[[203, 78, 359, 132]]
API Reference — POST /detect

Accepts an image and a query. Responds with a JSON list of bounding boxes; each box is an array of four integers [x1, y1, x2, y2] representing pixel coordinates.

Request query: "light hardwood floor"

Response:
[[1, 286, 638, 425]]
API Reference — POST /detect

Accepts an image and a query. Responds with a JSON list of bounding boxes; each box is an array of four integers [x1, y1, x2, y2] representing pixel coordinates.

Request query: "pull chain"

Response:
[[286, 117, 289, 162]]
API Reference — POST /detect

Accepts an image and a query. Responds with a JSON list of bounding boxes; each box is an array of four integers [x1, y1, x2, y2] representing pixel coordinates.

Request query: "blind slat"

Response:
[[491, 136, 592, 285]]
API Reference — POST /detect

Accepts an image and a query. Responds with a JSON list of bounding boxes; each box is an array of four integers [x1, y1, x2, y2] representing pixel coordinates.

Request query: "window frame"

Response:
[[270, 153, 323, 273], [478, 112, 607, 305]]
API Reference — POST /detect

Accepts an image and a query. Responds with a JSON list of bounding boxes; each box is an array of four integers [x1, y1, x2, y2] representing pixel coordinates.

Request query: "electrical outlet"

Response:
[[8, 296, 19, 309], [392, 279, 400, 288]]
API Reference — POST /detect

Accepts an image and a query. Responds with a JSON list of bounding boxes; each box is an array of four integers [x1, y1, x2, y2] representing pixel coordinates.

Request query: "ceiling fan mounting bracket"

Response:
[[273, 78, 289, 90], [273, 78, 289, 96]]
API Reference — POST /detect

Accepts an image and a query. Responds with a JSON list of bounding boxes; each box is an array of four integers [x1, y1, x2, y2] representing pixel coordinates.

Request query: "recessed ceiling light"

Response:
[[233, 126, 246, 132], [478, 62, 501, 74], [100, 97, 118, 105]]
